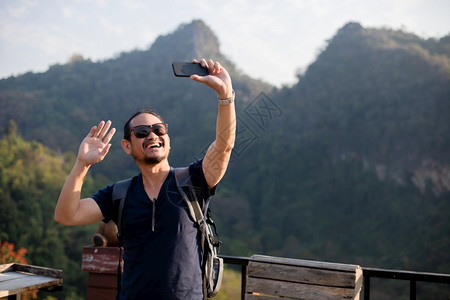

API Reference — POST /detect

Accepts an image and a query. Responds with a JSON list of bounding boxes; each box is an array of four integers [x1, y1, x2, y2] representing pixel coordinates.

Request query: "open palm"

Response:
[[78, 120, 116, 166], [190, 59, 233, 99]]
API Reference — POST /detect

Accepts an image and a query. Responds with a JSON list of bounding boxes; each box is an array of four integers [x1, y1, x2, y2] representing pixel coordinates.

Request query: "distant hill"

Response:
[[281, 22, 450, 193], [221, 21, 450, 274], [1, 19, 449, 298]]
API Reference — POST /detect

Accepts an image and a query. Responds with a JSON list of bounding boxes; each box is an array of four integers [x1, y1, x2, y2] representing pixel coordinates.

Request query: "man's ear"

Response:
[[121, 139, 132, 154]]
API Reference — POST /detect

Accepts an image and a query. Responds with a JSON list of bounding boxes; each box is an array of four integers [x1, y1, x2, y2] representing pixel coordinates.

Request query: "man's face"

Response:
[[125, 113, 170, 165]]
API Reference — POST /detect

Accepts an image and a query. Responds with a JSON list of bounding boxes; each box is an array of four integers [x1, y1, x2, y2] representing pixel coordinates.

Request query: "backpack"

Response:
[[112, 167, 223, 299]]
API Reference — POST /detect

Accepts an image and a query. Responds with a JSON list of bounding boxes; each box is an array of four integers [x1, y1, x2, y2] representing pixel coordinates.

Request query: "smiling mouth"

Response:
[[144, 141, 163, 149]]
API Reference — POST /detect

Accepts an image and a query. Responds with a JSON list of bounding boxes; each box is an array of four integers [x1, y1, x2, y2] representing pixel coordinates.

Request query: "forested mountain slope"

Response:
[[220, 22, 450, 273]]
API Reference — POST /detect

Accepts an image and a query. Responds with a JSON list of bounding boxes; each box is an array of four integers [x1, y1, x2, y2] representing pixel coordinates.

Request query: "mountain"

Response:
[[278, 22, 450, 194], [218, 21, 450, 270], [0, 19, 271, 180], [1, 20, 449, 299]]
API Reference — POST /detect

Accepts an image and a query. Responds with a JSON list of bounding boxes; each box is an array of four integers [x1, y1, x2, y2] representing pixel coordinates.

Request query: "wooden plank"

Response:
[[82, 246, 122, 274], [250, 255, 359, 273], [82, 246, 122, 257], [87, 273, 117, 289], [245, 277, 357, 300], [86, 286, 117, 300], [0, 272, 62, 297], [248, 261, 359, 287], [0, 264, 14, 274], [246, 293, 293, 300], [86, 273, 118, 300], [0, 272, 28, 281], [246, 293, 296, 299], [246, 292, 359, 300], [3, 264, 62, 279], [0, 264, 63, 298]]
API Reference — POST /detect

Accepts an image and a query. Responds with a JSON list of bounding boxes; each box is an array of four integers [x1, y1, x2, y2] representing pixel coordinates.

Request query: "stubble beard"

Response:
[[144, 155, 165, 165], [131, 150, 169, 166]]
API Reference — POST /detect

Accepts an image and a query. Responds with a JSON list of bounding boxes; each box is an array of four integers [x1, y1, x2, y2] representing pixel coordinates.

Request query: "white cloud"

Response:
[[5, 0, 37, 18], [7, 5, 28, 18], [99, 17, 125, 36], [61, 5, 87, 24]]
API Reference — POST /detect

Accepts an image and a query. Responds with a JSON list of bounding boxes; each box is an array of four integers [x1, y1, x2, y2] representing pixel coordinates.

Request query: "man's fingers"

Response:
[[190, 74, 203, 82], [198, 58, 207, 67], [191, 58, 232, 99], [87, 121, 103, 139], [87, 126, 98, 138], [103, 127, 116, 145], [99, 120, 112, 140], [206, 59, 214, 68], [194, 58, 222, 76], [87, 120, 114, 141]]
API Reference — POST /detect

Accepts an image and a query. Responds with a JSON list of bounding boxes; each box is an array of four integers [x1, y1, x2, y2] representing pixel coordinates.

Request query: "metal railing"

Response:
[[221, 255, 249, 299], [363, 267, 450, 300], [220, 255, 450, 300]]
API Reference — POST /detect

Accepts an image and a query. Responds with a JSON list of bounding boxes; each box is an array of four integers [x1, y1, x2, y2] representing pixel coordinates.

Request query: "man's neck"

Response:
[[139, 160, 171, 189]]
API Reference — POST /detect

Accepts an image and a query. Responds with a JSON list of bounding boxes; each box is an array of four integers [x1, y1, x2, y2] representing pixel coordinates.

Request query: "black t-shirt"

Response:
[[92, 160, 214, 300]]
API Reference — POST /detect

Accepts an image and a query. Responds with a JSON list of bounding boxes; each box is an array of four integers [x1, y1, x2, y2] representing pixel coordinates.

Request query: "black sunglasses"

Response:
[[128, 123, 168, 139]]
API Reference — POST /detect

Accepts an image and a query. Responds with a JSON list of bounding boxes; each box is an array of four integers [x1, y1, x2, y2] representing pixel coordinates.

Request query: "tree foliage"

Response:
[[0, 121, 98, 299]]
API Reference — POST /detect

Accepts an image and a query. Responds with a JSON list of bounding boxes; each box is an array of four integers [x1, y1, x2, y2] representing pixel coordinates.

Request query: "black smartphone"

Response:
[[172, 62, 209, 77]]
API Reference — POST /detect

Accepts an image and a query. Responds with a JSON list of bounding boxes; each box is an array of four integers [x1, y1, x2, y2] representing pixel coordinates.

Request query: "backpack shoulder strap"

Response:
[[111, 178, 132, 298], [174, 167, 205, 224], [174, 167, 209, 300], [112, 178, 132, 245]]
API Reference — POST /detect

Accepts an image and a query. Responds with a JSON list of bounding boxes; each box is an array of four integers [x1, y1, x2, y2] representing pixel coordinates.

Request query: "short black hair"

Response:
[[123, 107, 165, 140]]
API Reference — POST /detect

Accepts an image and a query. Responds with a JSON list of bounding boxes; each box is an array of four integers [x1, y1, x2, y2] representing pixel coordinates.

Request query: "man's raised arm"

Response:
[[54, 120, 115, 226], [190, 59, 236, 188]]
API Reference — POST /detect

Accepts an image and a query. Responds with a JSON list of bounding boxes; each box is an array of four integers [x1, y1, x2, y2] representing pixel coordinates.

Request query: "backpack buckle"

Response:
[[196, 218, 205, 228]]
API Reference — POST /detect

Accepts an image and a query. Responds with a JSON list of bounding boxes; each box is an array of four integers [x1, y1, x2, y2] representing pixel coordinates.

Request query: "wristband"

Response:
[[218, 90, 235, 105]]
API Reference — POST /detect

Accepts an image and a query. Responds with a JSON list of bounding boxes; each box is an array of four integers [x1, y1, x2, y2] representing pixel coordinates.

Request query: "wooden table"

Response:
[[0, 263, 62, 300]]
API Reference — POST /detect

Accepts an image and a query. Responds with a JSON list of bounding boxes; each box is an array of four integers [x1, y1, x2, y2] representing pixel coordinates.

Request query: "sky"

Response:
[[1, 0, 449, 87]]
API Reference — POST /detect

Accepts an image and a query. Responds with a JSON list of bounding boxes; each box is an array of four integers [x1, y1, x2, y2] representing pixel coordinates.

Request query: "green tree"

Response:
[[0, 121, 98, 299]]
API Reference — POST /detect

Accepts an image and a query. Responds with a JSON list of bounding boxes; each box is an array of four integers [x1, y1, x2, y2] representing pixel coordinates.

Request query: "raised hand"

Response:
[[190, 58, 233, 99], [77, 120, 116, 166]]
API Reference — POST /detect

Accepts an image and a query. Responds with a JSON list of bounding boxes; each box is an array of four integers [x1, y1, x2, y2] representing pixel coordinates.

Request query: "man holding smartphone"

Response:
[[54, 58, 235, 299]]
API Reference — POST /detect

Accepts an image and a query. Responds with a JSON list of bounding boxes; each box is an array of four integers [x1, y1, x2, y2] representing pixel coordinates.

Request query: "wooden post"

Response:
[[81, 246, 122, 300]]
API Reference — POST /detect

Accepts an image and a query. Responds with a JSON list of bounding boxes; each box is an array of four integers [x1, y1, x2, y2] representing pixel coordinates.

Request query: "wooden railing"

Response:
[[220, 255, 450, 300], [80, 247, 450, 300]]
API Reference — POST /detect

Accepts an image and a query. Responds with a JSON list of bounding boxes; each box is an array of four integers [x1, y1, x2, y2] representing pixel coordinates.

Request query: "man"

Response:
[[54, 58, 236, 299]]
